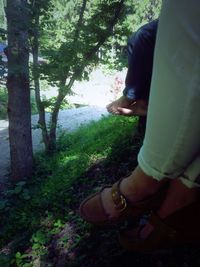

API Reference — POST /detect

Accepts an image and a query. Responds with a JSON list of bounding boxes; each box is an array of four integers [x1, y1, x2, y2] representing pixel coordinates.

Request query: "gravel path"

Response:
[[0, 106, 109, 187]]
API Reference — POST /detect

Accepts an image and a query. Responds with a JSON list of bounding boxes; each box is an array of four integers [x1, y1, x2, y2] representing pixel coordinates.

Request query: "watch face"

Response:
[[126, 88, 136, 100], [126, 95, 136, 101]]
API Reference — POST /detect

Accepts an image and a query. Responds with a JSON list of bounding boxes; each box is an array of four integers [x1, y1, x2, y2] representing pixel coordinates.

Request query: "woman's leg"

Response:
[[129, 0, 200, 240], [138, 0, 200, 183]]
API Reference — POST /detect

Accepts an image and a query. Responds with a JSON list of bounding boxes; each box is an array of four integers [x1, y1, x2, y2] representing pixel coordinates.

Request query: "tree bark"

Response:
[[6, 0, 33, 181], [31, 13, 50, 150], [48, 80, 66, 153]]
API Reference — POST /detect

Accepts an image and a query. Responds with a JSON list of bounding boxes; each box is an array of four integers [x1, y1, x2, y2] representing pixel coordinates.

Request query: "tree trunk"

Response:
[[47, 82, 66, 154], [6, 0, 33, 181], [31, 14, 50, 150]]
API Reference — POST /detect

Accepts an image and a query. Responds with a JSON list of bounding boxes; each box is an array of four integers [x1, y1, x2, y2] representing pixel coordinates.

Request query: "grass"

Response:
[[0, 114, 141, 266]]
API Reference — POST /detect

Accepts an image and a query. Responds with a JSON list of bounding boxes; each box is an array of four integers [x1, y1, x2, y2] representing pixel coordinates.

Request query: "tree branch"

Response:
[[85, 0, 124, 62], [73, 0, 87, 42]]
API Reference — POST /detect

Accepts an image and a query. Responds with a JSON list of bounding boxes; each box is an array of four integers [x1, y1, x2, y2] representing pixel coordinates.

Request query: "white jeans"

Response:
[[138, 0, 200, 188]]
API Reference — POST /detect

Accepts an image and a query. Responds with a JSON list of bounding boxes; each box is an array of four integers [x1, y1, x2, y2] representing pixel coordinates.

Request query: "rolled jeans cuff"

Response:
[[137, 147, 181, 182], [138, 148, 200, 189], [179, 155, 200, 188]]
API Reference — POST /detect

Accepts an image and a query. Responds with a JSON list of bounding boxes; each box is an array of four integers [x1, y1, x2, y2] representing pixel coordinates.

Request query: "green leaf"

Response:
[[15, 252, 21, 259], [22, 189, 31, 200], [16, 181, 26, 187], [0, 200, 8, 209], [14, 186, 22, 194], [32, 243, 41, 250]]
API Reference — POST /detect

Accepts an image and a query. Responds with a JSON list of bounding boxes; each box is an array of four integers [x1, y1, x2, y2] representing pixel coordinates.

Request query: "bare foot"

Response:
[[107, 96, 147, 116], [106, 96, 134, 114], [117, 100, 148, 116]]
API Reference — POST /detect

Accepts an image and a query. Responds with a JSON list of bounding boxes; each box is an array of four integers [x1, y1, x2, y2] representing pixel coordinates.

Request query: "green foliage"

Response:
[[0, 253, 11, 267], [6, 181, 31, 200], [0, 88, 41, 119], [36, 0, 161, 79], [27, 0, 162, 153], [28, 0, 127, 153], [14, 252, 32, 267], [0, 87, 7, 119], [30, 91, 39, 115], [133, 0, 161, 26], [39, 0, 125, 85], [30, 0, 161, 86], [0, 0, 6, 30], [102, 0, 162, 70], [40, 96, 75, 111]]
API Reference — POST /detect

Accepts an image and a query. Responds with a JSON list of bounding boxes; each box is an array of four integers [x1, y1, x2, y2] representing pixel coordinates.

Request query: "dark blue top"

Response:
[[123, 19, 158, 101]]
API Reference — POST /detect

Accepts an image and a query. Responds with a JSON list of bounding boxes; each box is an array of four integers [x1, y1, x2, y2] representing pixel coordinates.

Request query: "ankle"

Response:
[[171, 179, 199, 203], [120, 167, 166, 203], [157, 179, 199, 219]]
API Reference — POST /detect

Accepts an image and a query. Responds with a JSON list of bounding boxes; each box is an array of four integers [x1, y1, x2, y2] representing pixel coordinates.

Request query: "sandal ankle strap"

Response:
[[149, 212, 178, 239], [111, 179, 127, 212]]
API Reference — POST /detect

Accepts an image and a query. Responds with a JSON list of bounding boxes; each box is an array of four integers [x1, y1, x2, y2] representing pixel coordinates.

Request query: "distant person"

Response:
[[107, 20, 158, 132]]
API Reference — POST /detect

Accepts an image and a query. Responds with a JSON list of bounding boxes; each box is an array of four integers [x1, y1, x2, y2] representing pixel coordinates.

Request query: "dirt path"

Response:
[[0, 106, 109, 189]]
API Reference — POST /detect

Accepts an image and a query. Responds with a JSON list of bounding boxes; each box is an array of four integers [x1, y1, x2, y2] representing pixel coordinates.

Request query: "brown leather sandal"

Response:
[[119, 200, 200, 252], [79, 179, 168, 226]]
